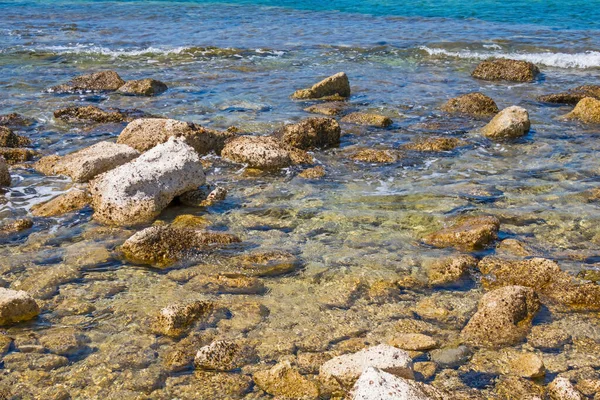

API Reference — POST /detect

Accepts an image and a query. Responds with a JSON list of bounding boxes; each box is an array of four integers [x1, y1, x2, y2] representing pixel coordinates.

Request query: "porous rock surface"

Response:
[[292, 72, 351, 100], [472, 59, 540, 82], [481, 106, 530, 139], [276, 117, 341, 149], [350, 367, 444, 400], [441, 92, 499, 116], [117, 78, 168, 96], [0, 288, 40, 326], [49, 70, 126, 93]]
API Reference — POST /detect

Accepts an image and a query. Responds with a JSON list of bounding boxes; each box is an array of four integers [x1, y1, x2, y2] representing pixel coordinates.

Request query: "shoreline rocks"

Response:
[[0, 288, 40, 326], [441, 92, 499, 117], [221, 135, 312, 169], [276, 117, 341, 149], [472, 59, 540, 82], [538, 85, 600, 105], [350, 148, 400, 163], [117, 78, 168, 96], [0, 126, 31, 148], [253, 361, 320, 399], [350, 367, 444, 400], [292, 72, 351, 100], [152, 301, 215, 337], [563, 97, 600, 124], [49, 70, 126, 93], [341, 112, 393, 127], [31, 189, 91, 217], [90, 137, 205, 226], [481, 106, 530, 140], [0, 156, 10, 186], [423, 215, 500, 250], [403, 137, 466, 152], [54, 105, 150, 124], [194, 340, 257, 371]]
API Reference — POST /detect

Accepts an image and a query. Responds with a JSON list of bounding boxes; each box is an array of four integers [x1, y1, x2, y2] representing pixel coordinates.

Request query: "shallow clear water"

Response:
[[1, 1, 600, 398]]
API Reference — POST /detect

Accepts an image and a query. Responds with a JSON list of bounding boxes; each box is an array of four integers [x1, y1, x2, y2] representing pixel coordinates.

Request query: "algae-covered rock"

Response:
[[152, 301, 215, 337], [0, 218, 33, 237], [90, 137, 205, 226], [403, 137, 466, 152], [0, 156, 10, 186], [12, 264, 81, 300], [563, 97, 600, 124], [117, 118, 234, 155], [441, 92, 499, 116], [298, 165, 326, 179], [0, 113, 33, 128], [276, 117, 341, 149], [0, 126, 31, 148], [304, 102, 346, 116], [31, 189, 91, 217], [350, 367, 444, 400], [341, 112, 393, 127], [0, 288, 40, 326], [117, 78, 168, 96], [0, 147, 37, 164], [292, 72, 350, 100], [538, 85, 600, 105], [35, 141, 140, 182], [221, 135, 298, 169], [2, 352, 69, 371], [253, 360, 320, 399], [194, 340, 257, 371], [121, 225, 240, 267], [481, 106, 530, 140], [472, 59, 540, 82], [461, 285, 540, 347], [425, 255, 477, 286], [423, 215, 500, 250], [469, 348, 545, 378], [320, 344, 414, 387], [494, 375, 546, 400], [49, 70, 126, 93], [53, 105, 150, 124], [349, 148, 400, 163]]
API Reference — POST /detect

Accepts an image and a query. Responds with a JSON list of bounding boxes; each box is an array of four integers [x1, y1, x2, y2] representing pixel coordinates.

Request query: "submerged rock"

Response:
[[350, 148, 400, 163], [31, 189, 91, 217], [472, 59, 540, 82], [292, 72, 351, 100], [0, 113, 34, 128], [117, 118, 234, 155], [117, 78, 168, 96], [425, 255, 477, 286], [320, 344, 414, 387], [49, 70, 126, 93], [527, 324, 572, 350], [54, 105, 149, 124], [90, 137, 205, 226], [429, 345, 472, 369], [461, 285, 540, 347], [276, 117, 341, 149], [152, 300, 215, 337], [388, 333, 438, 351], [304, 102, 346, 116], [298, 165, 326, 179], [441, 92, 499, 117], [0, 148, 37, 164], [121, 225, 240, 267], [423, 215, 500, 250], [350, 367, 444, 400], [341, 112, 393, 127], [563, 97, 600, 124], [0, 288, 40, 326], [481, 106, 530, 140], [403, 137, 466, 152], [221, 135, 309, 169], [35, 141, 140, 182], [231, 251, 299, 277], [178, 186, 227, 207], [538, 85, 600, 105], [253, 360, 320, 399], [0, 156, 10, 186], [0, 218, 33, 237], [185, 274, 265, 295], [0, 126, 31, 148], [194, 340, 257, 371], [38, 327, 89, 356]]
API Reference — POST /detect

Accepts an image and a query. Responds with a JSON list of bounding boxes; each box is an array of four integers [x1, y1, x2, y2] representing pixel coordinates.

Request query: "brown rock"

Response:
[[482, 106, 530, 140], [494, 375, 545, 400], [276, 117, 341, 149], [527, 325, 572, 349], [0, 113, 34, 128], [441, 93, 499, 116], [117, 78, 168, 96], [49, 70, 125, 93], [185, 274, 265, 295], [152, 301, 215, 337], [341, 112, 393, 127], [298, 166, 326, 179], [221, 135, 293, 169], [39, 328, 88, 356], [0, 156, 10, 186], [31, 189, 91, 217], [0, 147, 37, 164], [0, 218, 33, 237], [231, 251, 299, 277], [0, 288, 40, 326], [426, 255, 477, 286], [304, 102, 346, 116], [253, 361, 320, 399], [194, 340, 257, 371], [350, 148, 399, 163], [472, 59, 540, 82], [54, 105, 149, 123], [0, 126, 31, 147], [292, 72, 350, 100], [538, 85, 600, 105], [548, 377, 584, 400], [423, 215, 500, 250], [388, 333, 438, 351], [461, 285, 540, 347], [403, 137, 466, 152], [563, 97, 600, 124]]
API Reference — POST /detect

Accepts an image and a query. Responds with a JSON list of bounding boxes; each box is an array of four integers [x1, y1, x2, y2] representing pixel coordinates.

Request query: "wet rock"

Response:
[[12, 264, 81, 300], [548, 377, 584, 400], [31, 189, 91, 217], [194, 340, 257, 371], [317, 276, 363, 309], [425, 255, 477, 286], [350, 367, 444, 400], [403, 137, 466, 152], [297, 351, 335, 374], [117, 118, 234, 155], [471, 59, 540, 82], [0, 156, 10, 186], [389, 333, 438, 351], [414, 362, 437, 381], [0, 113, 33, 128], [90, 137, 205, 226], [152, 300, 215, 337], [441, 92, 499, 116], [292, 72, 350, 100], [0, 333, 12, 355], [429, 345, 472, 368], [276, 117, 341, 149], [496, 238, 533, 256], [478, 257, 600, 311], [35, 141, 140, 182], [320, 344, 414, 387], [170, 214, 210, 229], [179, 186, 227, 207], [164, 371, 253, 399], [481, 106, 530, 140], [0, 147, 37, 164], [2, 352, 69, 371], [0, 218, 33, 237], [117, 78, 168, 96], [341, 112, 393, 127], [53, 105, 150, 124], [298, 166, 326, 179], [563, 97, 600, 124], [528, 325, 572, 349], [461, 285, 540, 347], [221, 135, 300, 169], [470, 348, 545, 378], [49, 70, 125, 93], [0, 126, 31, 147], [304, 102, 346, 116], [538, 85, 600, 105], [253, 360, 320, 399], [38, 327, 88, 356], [422, 215, 500, 250], [0, 288, 40, 325], [186, 274, 265, 295], [349, 148, 400, 163], [494, 375, 545, 399], [121, 225, 240, 267], [231, 251, 299, 277]]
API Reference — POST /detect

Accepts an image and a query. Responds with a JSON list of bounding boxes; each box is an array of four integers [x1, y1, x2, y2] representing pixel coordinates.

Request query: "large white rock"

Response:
[[350, 367, 443, 400], [320, 344, 414, 387], [481, 106, 530, 140], [0, 288, 40, 326], [89, 137, 205, 226]]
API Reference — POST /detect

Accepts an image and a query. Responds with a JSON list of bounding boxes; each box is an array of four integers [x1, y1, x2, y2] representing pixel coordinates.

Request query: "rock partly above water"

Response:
[[49, 70, 126, 93], [152, 300, 215, 337], [0, 288, 40, 326], [54, 105, 150, 124], [425, 255, 477, 286], [441, 92, 499, 116], [0, 113, 34, 128], [350, 148, 400, 163], [423, 215, 500, 250], [0, 156, 10, 187], [221, 135, 311, 169], [350, 367, 444, 400], [461, 285, 540, 347], [0, 126, 31, 148], [538, 85, 600, 105], [117, 78, 168, 96], [341, 112, 393, 127], [403, 137, 466, 152], [563, 97, 600, 124], [194, 340, 257, 371], [31, 189, 91, 217], [304, 102, 346, 116], [90, 137, 205, 226], [481, 105, 530, 139], [292, 72, 351, 100], [472, 59, 540, 82], [35, 141, 140, 182], [276, 117, 341, 149], [117, 118, 234, 155]]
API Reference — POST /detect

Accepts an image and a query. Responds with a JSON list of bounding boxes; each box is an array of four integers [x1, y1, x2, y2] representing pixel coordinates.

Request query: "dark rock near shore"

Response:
[[304, 102, 346, 116], [54, 105, 150, 124], [0, 156, 10, 187], [292, 72, 350, 100], [349, 148, 400, 163], [403, 136, 466, 152], [423, 215, 500, 250], [276, 117, 341, 149], [441, 92, 499, 117], [0, 113, 34, 128], [0, 147, 37, 164], [49, 70, 126, 93], [118, 78, 168, 96], [0, 127, 31, 148], [538, 85, 600, 105], [563, 97, 600, 124], [472, 59, 540, 82]]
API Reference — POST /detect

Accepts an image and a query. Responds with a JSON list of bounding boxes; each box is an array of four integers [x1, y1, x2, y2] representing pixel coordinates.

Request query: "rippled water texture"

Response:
[[0, 0, 600, 398]]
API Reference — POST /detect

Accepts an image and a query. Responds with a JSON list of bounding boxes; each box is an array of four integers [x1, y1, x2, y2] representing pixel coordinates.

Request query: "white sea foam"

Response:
[[420, 46, 600, 69]]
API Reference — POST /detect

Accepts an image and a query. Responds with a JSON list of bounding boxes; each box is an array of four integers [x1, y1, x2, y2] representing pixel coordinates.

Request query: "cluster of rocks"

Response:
[[48, 70, 168, 96]]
